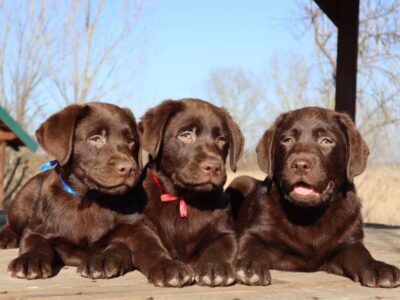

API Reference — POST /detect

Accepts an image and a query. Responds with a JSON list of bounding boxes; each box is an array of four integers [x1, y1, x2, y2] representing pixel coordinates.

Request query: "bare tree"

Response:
[[270, 53, 335, 112], [206, 67, 269, 144], [41, 0, 147, 105], [0, 1, 48, 128], [205, 67, 270, 169], [298, 0, 400, 161], [0, 1, 51, 206]]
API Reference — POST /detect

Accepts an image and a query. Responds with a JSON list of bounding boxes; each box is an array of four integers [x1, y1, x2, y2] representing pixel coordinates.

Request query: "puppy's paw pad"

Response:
[[379, 279, 392, 288], [15, 270, 26, 278], [27, 271, 40, 280], [214, 275, 223, 285], [360, 262, 400, 288], [234, 259, 271, 286], [8, 254, 53, 280], [249, 274, 260, 284], [201, 275, 212, 285], [167, 277, 180, 287], [236, 270, 246, 281], [195, 261, 235, 286], [226, 277, 235, 285], [91, 271, 103, 279], [148, 259, 193, 288]]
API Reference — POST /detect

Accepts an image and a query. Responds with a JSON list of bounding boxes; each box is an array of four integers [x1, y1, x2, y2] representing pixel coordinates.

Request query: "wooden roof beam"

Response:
[[334, 0, 359, 122], [314, 0, 339, 26]]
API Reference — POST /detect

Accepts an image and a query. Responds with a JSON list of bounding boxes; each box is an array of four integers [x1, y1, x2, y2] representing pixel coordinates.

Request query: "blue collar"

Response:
[[39, 160, 79, 196]]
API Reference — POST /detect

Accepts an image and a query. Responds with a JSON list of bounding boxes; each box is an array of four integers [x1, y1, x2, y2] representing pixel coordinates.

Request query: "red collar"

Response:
[[151, 170, 188, 218]]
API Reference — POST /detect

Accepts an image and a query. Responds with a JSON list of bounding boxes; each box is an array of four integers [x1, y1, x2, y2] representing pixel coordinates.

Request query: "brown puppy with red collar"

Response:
[[135, 98, 244, 287]]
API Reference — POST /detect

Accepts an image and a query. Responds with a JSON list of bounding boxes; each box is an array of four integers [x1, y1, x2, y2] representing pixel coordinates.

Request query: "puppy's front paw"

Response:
[[359, 261, 400, 288], [8, 252, 53, 279], [78, 248, 133, 279], [0, 227, 19, 249], [195, 261, 235, 286], [148, 259, 193, 287], [234, 258, 271, 286]]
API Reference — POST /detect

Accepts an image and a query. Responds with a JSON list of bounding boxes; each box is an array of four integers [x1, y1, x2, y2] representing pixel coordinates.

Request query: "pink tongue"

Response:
[[294, 185, 315, 195]]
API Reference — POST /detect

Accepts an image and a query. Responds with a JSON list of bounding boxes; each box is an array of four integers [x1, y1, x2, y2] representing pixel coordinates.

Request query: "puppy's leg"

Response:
[[8, 231, 56, 279], [234, 233, 272, 286], [0, 173, 46, 249], [80, 223, 193, 287], [77, 242, 133, 279], [0, 225, 19, 249], [125, 223, 194, 287], [326, 241, 400, 288], [194, 232, 237, 287]]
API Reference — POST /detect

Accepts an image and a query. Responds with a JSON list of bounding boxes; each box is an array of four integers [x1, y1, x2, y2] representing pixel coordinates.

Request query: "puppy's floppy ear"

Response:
[[256, 114, 285, 179], [138, 100, 183, 159], [123, 107, 143, 171], [35, 104, 88, 166], [336, 112, 369, 182], [221, 108, 244, 172]]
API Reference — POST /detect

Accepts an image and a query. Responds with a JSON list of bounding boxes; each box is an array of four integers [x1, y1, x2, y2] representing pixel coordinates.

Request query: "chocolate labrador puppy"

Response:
[[0, 102, 145, 279], [229, 107, 400, 288], [135, 98, 244, 287]]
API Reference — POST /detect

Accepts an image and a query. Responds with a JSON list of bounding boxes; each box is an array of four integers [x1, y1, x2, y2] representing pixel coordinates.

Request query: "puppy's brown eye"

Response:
[[88, 135, 106, 148], [178, 131, 195, 144], [281, 137, 294, 145], [216, 136, 227, 147], [319, 137, 334, 146]]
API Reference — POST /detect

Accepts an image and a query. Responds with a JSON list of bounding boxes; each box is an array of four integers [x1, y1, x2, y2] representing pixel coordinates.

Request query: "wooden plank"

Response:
[[0, 228, 399, 299], [334, 0, 360, 122]]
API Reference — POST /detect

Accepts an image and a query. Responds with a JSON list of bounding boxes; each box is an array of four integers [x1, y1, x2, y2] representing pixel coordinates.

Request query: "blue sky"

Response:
[[128, 0, 315, 115], [2, 0, 317, 122]]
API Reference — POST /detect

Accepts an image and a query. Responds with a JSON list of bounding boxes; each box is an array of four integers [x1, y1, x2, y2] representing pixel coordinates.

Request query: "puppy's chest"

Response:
[[43, 197, 118, 245], [261, 199, 346, 259], [269, 217, 346, 261], [152, 203, 216, 258]]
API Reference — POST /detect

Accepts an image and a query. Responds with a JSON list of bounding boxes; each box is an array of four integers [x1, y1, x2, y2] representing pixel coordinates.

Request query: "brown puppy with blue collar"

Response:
[[0, 102, 151, 279]]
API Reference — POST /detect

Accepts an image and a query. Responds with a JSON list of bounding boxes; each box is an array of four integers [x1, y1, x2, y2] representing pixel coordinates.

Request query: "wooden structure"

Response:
[[0, 106, 38, 209], [314, 0, 360, 121]]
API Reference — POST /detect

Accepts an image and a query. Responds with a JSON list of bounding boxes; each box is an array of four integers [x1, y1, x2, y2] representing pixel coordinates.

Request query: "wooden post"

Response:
[[0, 141, 5, 209], [334, 0, 359, 122]]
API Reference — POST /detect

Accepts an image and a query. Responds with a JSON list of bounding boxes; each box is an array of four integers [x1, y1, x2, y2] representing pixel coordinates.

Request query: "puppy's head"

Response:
[[36, 102, 141, 195], [257, 107, 369, 206], [139, 98, 244, 192]]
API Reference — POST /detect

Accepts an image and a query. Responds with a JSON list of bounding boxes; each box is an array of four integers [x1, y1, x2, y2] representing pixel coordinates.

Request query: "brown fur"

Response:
[[0, 102, 146, 280], [135, 98, 244, 287], [228, 107, 400, 288]]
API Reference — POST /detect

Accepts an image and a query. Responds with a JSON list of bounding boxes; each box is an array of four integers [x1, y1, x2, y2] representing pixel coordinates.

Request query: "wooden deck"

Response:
[[0, 226, 399, 299]]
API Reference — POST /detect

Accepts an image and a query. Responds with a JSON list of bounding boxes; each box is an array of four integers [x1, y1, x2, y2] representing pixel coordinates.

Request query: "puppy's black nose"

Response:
[[291, 159, 312, 174], [200, 160, 222, 175], [116, 162, 135, 176]]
